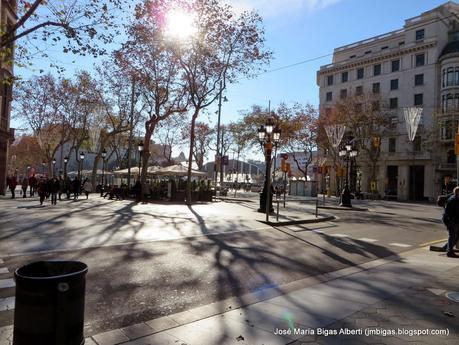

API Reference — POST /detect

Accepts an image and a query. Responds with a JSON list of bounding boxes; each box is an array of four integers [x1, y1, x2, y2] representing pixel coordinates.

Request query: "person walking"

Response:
[[21, 176, 28, 198], [72, 177, 80, 200], [29, 174, 37, 197], [83, 178, 92, 200], [442, 186, 459, 258], [49, 177, 59, 205], [37, 178, 47, 205], [58, 176, 65, 200], [7, 175, 17, 199]]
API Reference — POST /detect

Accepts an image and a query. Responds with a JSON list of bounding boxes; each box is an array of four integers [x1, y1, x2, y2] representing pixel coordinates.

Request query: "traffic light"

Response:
[[455, 133, 459, 155]]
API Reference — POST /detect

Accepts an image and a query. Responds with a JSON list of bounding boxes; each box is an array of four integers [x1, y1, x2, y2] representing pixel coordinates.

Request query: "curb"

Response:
[[259, 215, 336, 226], [318, 205, 369, 211]]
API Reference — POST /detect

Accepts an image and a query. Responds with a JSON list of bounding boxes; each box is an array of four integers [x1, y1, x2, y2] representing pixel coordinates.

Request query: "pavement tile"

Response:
[[121, 323, 154, 340], [145, 316, 180, 332], [92, 329, 129, 345], [166, 314, 290, 345], [265, 290, 367, 323], [0, 269, 8, 275], [0, 326, 13, 345], [0, 297, 15, 312], [222, 307, 305, 340], [0, 280, 14, 290], [85, 338, 98, 345], [123, 331, 184, 345]]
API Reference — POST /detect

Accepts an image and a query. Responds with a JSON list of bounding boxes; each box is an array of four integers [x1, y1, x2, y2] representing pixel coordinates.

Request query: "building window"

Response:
[[447, 67, 454, 86], [357, 68, 364, 79], [389, 97, 398, 109], [372, 82, 380, 94], [341, 71, 348, 83], [381, 46, 388, 50], [414, 93, 423, 106], [326, 92, 332, 102], [414, 74, 424, 86], [389, 138, 396, 152], [365, 50, 372, 54], [355, 86, 363, 95], [390, 79, 399, 90], [399, 41, 405, 46], [327, 75, 333, 86], [415, 53, 425, 67], [415, 29, 425, 41], [440, 120, 455, 140], [414, 136, 421, 152], [374, 64, 381, 76], [391, 60, 400, 72], [340, 89, 347, 99]]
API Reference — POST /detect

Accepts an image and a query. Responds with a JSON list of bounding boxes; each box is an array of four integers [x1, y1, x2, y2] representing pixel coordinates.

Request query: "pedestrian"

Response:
[[29, 174, 37, 197], [72, 177, 80, 200], [134, 180, 141, 202], [58, 176, 65, 200], [37, 179, 47, 205], [441, 186, 459, 258], [7, 175, 17, 199], [83, 178, 92, 200], [65, 176, 71, 199], [21, 176, 28, 198], [49, 177, 59, 205]]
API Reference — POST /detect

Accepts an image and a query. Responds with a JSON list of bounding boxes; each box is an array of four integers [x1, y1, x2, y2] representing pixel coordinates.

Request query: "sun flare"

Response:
[[165, 9, 197, 41]]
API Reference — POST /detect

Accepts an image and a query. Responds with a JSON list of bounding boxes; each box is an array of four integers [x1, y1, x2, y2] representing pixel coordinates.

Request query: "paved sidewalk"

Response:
[[80, 248, 459, 345]]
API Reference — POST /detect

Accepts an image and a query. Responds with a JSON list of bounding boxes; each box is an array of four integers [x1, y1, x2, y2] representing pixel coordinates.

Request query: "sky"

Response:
[[11, 0, 451, 156]]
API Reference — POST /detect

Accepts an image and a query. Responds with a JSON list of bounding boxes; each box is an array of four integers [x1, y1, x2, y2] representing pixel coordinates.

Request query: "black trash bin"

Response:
[[13, 260, 88, 345]]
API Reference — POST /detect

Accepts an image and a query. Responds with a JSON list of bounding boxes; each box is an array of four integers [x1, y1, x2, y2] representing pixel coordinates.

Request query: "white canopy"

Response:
[[154, 164, 207, 177]]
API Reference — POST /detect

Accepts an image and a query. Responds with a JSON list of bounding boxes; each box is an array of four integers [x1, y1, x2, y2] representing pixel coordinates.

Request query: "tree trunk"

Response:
[[141, 127, 154, 198], [186, 111, 199, 205], [91, 154, 101, 189]]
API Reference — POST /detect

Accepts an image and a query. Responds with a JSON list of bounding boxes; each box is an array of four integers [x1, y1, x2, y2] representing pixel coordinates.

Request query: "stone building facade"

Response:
[[0, 0, 16, 194], [317, 1, 459, 201]]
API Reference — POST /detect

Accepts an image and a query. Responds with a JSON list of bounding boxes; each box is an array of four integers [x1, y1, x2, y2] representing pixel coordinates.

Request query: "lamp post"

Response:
[[257, 117, 281, 221], [338, 143, 358, 207], [52, 158, 56, 178], [79, 152, 85, 180], [101, 149, 107, 196], [214, 82, 228, 192], [138, 141, 144, 181], [42, 161, 46, 176], [63, 156, 68, 179]]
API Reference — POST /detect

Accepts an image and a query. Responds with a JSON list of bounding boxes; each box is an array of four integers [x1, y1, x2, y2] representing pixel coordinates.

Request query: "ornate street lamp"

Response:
[[338, 143, 358, 207], [101, 149, 107, 196], [138, 141, 144, 180], [79, 152, 85, 179], [257, 117, 281, 221], [63, 156, 68, 179], [52, 158, 56, 177]]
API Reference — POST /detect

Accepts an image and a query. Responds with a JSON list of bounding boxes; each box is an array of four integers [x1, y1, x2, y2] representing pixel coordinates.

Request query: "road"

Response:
[[0, 194, 447, 337]]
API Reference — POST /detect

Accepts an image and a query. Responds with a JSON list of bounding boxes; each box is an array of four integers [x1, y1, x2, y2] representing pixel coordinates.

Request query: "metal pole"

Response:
[[215, 81, 222, 191], [315, 198, 318, 218], [276, 193, 279, 222], [101, 159, 105, 197], [265, 147, 271, 223], [283, 171, 287, 208], [127, 78, 135, 188]]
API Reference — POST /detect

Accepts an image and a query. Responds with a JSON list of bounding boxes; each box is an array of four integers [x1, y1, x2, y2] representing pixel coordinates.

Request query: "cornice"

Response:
[[318, 41, 437, 75]]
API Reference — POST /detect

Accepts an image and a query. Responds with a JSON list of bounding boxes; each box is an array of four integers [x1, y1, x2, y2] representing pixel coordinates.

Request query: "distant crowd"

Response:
[[5, 174, 143, 205], [6, 174, 93, 205]]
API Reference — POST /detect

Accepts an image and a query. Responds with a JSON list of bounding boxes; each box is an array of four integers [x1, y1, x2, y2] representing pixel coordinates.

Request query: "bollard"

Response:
[[13, 261, 88, 345]]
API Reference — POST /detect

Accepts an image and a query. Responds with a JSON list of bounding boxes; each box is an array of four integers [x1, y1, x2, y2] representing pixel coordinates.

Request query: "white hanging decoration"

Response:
[[403, 107, 423, 142], [325, 124, 346, 148]]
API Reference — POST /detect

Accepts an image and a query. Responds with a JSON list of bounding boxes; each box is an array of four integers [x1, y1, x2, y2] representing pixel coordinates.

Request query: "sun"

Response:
[[165, 8, 197, 41]]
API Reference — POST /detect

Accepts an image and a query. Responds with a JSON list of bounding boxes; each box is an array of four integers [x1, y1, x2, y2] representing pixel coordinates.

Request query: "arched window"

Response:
[[447, 67, 455, 86]]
